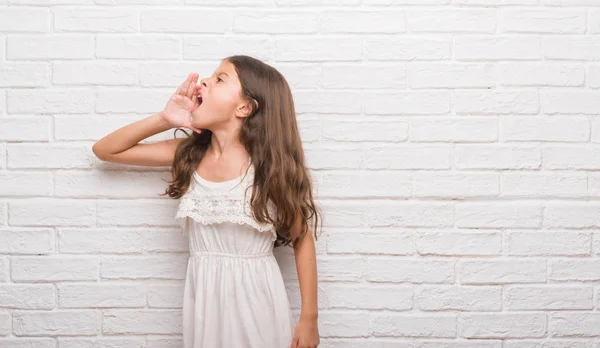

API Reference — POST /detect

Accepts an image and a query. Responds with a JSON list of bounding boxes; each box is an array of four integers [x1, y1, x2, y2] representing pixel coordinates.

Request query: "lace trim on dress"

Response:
[[175, 191, 277, 242]]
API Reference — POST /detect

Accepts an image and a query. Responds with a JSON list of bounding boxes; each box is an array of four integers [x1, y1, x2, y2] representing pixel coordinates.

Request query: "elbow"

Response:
[[91, 142, 108, 161]]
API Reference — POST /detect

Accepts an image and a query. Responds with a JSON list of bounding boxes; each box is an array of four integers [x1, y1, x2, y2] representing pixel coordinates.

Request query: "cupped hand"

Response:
[[160, 73, 203, 134]]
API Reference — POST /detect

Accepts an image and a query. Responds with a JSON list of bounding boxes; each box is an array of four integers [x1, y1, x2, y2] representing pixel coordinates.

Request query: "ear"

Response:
[[236, 98, 257, 118]]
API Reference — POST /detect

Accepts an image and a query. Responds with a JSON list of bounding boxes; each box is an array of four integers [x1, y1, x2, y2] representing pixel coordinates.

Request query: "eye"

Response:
[[216, 77, 223, 83]]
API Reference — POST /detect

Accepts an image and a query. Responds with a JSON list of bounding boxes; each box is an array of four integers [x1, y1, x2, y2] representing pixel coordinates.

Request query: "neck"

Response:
[[207, 128, 246, 161]]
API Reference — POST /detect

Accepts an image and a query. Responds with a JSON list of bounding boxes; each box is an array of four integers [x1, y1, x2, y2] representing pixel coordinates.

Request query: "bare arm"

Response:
[[92, 73, 202, 167], [92, 112, 181, 167], [291, 214, 320, 348]]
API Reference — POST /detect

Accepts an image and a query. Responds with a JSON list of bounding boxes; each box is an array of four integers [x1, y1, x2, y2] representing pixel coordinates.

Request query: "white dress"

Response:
[[175, 162, 295, 348]]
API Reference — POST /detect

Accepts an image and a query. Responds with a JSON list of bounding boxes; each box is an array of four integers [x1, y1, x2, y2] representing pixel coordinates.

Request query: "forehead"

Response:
[[214, 60, 237, 78]]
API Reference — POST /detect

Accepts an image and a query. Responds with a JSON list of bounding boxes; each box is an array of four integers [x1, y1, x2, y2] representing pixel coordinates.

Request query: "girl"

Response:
[[92, 55, 321, 348]]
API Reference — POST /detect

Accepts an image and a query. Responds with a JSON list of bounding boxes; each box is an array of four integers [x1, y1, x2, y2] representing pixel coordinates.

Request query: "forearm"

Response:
[[294, 232, 318, 320], [92, 112, 171, 158]]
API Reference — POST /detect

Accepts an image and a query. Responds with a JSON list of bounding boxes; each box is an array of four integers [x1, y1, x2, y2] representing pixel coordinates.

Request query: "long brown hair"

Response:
[[162, 55, 321, 248]]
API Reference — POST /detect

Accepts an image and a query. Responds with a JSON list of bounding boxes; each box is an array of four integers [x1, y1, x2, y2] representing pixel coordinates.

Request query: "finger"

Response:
[[179, 73, 191, 96], [186, 73, 198, 99], [290, 336, 299, 348]]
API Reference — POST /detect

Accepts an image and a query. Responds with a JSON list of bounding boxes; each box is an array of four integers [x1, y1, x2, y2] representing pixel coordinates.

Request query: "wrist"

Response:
[[155, 111, 172, 129], [299, 310, 318, 322]]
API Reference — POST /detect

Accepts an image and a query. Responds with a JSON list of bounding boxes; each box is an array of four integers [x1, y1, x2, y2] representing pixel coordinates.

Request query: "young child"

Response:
[[92, 55, 321, 348]]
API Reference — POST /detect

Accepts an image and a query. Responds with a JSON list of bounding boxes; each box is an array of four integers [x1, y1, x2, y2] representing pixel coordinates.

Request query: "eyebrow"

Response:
[[215, 72, 229, 78]]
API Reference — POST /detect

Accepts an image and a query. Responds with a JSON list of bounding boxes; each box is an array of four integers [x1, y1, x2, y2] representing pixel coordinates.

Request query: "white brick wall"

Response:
[[1, 1, 599, 347]]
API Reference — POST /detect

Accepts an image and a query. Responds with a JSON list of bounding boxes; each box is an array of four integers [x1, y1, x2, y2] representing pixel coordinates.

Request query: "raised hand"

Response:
[[160, 73, 203, 134]]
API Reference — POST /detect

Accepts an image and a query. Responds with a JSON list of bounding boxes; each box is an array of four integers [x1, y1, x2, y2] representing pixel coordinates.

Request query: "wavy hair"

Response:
[[161, 55, 321, 248]]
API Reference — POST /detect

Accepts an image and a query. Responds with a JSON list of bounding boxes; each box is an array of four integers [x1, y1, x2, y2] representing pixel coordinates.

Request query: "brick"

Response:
[[371, 313, 456, 337], [55, 171, 170, 198], [549, 312, 600, 337], [0, 228, 53, 254], [0, 338, 55, 348], [500, 9, 586, 33], [97, 200, 177, 227], [411, 117, 497, 142], [14, 311, 98, 335], [544, 37, 600, 60], [140, 62, 214, 87], [58, 283, 145, 308], [7, 89, 94, 114], [11, 256, 98, 281], [454, 90, 538, 115], [588, 64, 600, 88], [543, 0, 600, 5], [365, 37, 451, 61], [456, 202, 542, 228], [546, 203, 600, 228], [543, 146, 600, 170], [458, 259, 547, 284], [0, 258, 5, 282], [325, 284, 411, 310], [7, 35, 93, 60], [322, 117, 409, 142], [0, 284, 55, 309], [60, 338, 144, 348], [409, 63, 494, 89], [542, 90, 600, 114], [364, 91, 450, 115], [326, 230, 414, 255], [407, 10, 495, 33], [293, 91, 361, 114], [53, 61, 138, 85], [277, 0, 359, 5], [0, 62, 49, 87], [184, 37, 272, 61], [54, 115, 141, 141], [100, 255, 187, 280], [55, 8, 137, 32], [455, 36, 541, 60], [322, 63, 406, 89], [96, 36, 181, 59], [319, 311, 369, 338], [317, 257, 365, 282], [147, 284, 183, 308], [416, 285, 501, 311], [507, 231, 591, 256], [9, 199, 95, 227], [58, 229, 145, 254], [0, 171, 52, 196], [0, 8, 50, 32], [235, 11, 318, 33], [502, 173, 587, 198], [320, 11, 405, 33], [549, 259, 600, 281], [102, 310, 180, 334], [502, 116, 589, 142], [319, 171, 410, 198], [7, 144, 93, 169], [141, 10, 232, 33], [270, 63, 321, 89], [504, 285, 593, 310], [96, 89, 169, 113], [320, 200, 454, 228], [498, 63, 584, 87], [367, 258, 454, 283], [456, 145, 541, 170], [459, 313, 546, 338], [0, 117, 51, 142], [415, 231, 501, 256], [275, 37, 361, 61], [455, 0, 537, 3], [590, 10, 600, 34]]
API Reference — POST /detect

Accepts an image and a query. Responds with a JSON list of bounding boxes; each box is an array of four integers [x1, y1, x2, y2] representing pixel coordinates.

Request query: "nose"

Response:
[[200, 77, 209, 88]]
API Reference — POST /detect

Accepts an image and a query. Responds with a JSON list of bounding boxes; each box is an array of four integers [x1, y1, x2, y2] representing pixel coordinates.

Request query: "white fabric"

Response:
[[175, 163, 295, 348]]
